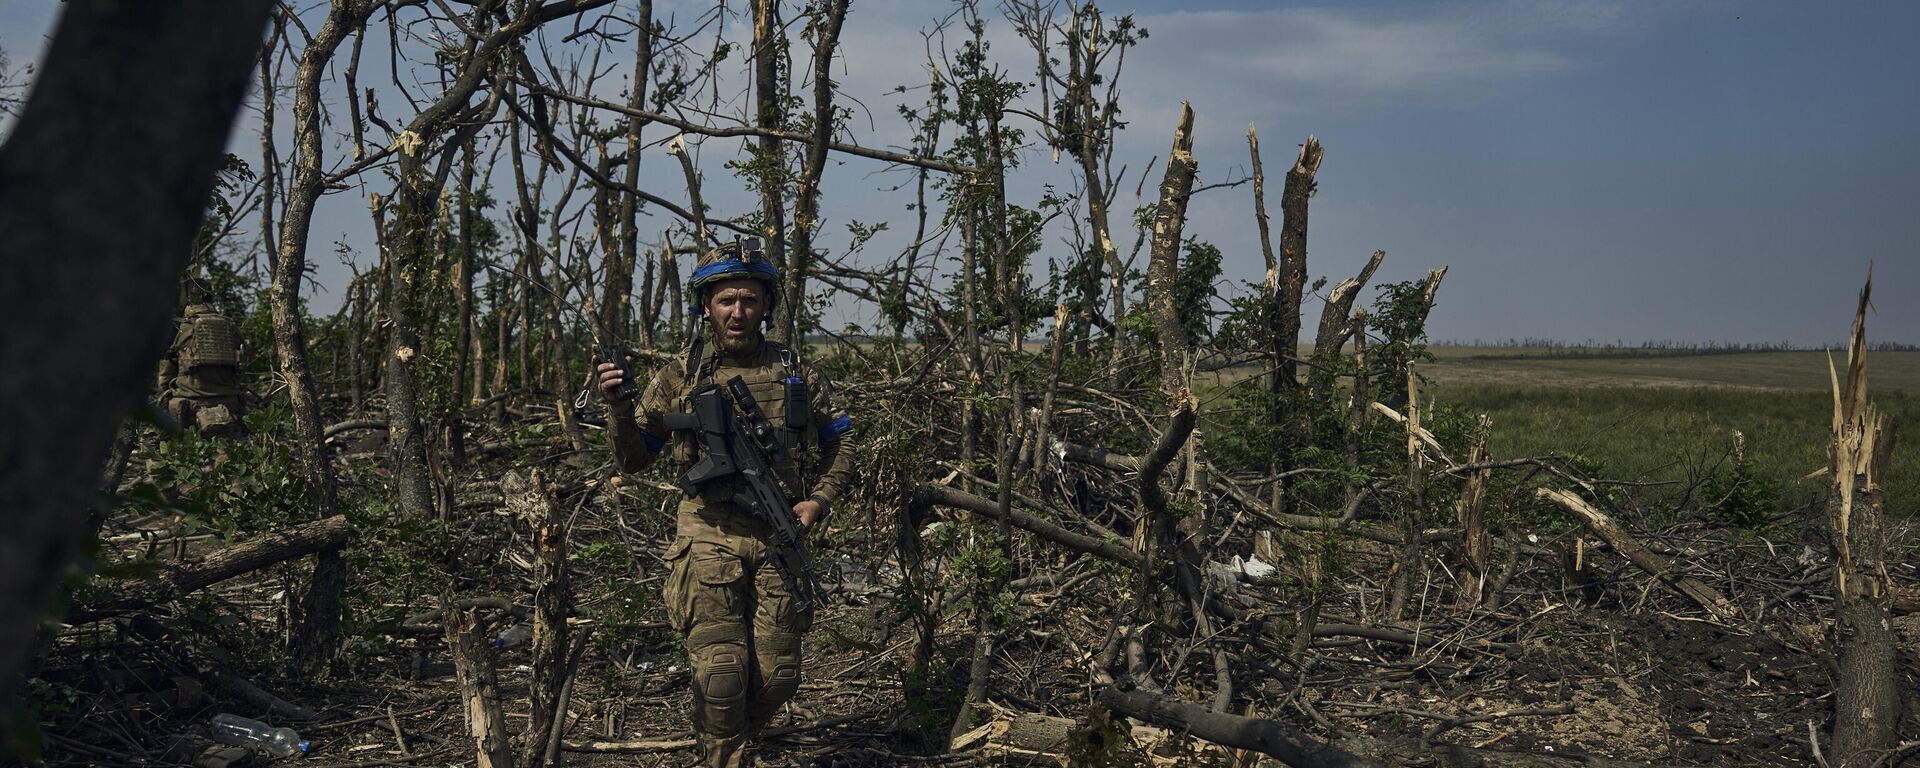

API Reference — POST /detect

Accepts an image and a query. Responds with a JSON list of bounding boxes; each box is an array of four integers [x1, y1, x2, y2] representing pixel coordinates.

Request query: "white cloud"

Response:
[[1120, 1, 1633, 117]]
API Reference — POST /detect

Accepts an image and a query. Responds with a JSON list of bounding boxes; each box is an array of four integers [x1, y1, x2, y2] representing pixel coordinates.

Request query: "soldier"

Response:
[[597, 239, 854, 768], [157, 296, 247, 438]]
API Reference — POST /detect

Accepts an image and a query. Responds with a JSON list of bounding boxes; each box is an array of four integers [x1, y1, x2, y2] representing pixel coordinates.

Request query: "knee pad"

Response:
[[753, 632, 804, 711], [692, 643, 748, 737]]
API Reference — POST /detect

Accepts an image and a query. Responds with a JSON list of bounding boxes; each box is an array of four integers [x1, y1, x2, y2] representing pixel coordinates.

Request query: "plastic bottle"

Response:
[[494, 621, 532, 649], [210, 713, 310, 757]]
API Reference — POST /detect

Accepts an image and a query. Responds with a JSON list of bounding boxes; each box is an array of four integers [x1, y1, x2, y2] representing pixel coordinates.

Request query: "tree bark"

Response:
[[508, 471, 570, 768], [1272, 136, 1322, 397], [1825, 274, 1898, 767], [447, 606, 515, 768], [1146, 103, 1197, 395], [1454, 415, 1493, 611], [164, 516, 351, 596], [780, 0, 849, 344], [751, 0, 789, 332], [0, 0, 271, 707], [1312, 249, 1384, 361]]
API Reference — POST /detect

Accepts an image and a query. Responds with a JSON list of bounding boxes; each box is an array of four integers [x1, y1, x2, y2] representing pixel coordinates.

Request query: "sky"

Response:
[[2, 0, 1914, 346]]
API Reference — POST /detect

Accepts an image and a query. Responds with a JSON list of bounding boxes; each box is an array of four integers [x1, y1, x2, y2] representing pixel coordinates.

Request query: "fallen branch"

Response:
[[1099, 685, 1383, 768], [1421, 702, 1575, 743], [1536, 488, 1739, 621], [913, 483, 1141, 570], [562, 737, 697, 753], [164, 515, 350, 595]]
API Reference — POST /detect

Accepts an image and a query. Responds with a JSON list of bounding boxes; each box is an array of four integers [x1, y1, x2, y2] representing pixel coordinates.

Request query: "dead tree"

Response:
[[1126, 102, 1202, 691], [1825, 274, 1898, 766], [780, 0, 851, 343], [609, 0, 655, 343], [1453, 415, 1493, 611], [1251, 131, 1321, 512], [274, 0, 379, 670], [1311, 249, 1385, 368], [0, 0, 271, 707], [751, 0, 789, 325], [505, 471, 571, 768]]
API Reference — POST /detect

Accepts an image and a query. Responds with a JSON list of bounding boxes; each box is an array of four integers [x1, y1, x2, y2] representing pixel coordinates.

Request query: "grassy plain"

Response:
[[1419, 349, 1920, 519]]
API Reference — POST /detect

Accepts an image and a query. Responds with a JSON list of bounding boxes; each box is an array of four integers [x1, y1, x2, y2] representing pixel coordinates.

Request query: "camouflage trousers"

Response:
[[663, 506, 815, 768]]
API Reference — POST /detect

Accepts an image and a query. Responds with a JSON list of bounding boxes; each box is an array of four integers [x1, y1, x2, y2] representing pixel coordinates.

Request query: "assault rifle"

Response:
[[663, 375, 826, 609]]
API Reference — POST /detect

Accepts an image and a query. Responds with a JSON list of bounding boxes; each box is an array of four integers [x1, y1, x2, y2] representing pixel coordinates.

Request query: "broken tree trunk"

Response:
[[164, 516, 351, 596], [1454, 415, 1493, 612], [950, 707, 1074, 766], [1312, 249, 1384, 362], [447, 605, 515, 768], [1825, 273, 1898, 767], [1535, 488, 1738, 622], [507, 471, 570, 768]]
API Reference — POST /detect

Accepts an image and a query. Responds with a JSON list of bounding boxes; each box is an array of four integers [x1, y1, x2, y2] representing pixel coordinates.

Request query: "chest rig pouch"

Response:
[[669, 339, 814, 502]]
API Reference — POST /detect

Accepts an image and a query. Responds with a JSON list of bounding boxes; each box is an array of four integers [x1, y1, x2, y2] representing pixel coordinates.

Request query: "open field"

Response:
[[1422, 348, 1920, 392], [1417, 349, 1920, 518]]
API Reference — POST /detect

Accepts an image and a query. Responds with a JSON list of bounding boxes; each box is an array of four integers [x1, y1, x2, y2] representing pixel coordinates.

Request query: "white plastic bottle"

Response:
[[210, 713, 310, 757]]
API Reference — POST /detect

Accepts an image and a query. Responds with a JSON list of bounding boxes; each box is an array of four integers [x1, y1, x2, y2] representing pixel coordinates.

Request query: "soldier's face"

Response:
[[705, 279, 768, 352]]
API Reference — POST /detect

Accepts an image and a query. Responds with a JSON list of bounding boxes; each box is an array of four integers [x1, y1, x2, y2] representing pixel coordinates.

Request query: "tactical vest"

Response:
[[179, 312, 241, 370], [671, 337, 817, 502]]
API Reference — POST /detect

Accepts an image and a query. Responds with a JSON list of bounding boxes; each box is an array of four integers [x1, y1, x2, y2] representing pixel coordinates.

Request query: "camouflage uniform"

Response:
[[157, 303, 246, 438], [609, 338, 855, 768]]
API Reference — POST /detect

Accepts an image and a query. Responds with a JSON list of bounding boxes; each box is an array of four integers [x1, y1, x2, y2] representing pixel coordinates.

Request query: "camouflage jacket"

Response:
[[609, 338, 855, 518]]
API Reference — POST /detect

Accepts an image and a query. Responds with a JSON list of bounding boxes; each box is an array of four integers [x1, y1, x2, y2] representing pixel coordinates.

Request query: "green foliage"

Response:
[[572, 538, 667, 660], [125, 406, 312, 539], [1702, 452, 1780, 529], [1369, 278, 1440, 392], [1174, 238, 1223, 343]]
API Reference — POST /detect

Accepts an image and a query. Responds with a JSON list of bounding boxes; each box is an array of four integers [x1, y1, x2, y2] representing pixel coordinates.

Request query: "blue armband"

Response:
[[640, 432, 667, 454], [819, 413, 853, 441]]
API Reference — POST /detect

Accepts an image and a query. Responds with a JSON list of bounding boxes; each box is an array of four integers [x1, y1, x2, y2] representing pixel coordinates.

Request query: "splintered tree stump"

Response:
[[505, 470, 570, 768], [446, 606, 514, 768]]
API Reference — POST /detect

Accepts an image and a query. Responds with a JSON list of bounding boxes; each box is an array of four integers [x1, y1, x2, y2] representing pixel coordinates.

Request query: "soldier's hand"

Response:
[[596, 362, 633, 407], [794, 499, 823, 533]]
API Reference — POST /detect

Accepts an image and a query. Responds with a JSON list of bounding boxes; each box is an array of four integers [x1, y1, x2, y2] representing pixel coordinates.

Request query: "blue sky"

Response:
[[2, 1, 1913, 345]]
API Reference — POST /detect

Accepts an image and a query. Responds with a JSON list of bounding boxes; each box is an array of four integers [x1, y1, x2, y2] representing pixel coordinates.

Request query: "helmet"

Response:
[[689, 237, 780, 318]]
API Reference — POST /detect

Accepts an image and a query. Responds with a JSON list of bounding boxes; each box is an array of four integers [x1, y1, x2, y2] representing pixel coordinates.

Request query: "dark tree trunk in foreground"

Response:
[[1272, 136, 1321, 399], [0, 0, 272, 708]]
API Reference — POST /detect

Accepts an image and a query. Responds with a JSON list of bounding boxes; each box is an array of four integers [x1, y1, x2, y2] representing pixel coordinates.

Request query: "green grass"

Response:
[[1430, 382, 1920, 520], [1423, 349, 1920, 393]]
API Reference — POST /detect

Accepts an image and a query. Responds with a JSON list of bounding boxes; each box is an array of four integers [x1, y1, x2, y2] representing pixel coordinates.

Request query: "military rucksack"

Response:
[[179, 312, 241, 369]]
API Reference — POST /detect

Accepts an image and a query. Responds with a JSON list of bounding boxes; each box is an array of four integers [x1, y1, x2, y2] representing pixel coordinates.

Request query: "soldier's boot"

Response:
[[692, 640, 752, 768]]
